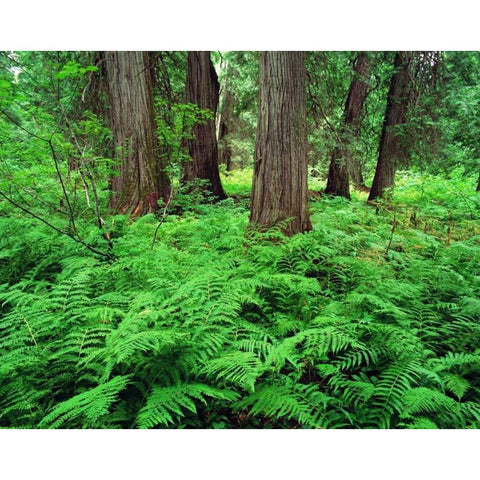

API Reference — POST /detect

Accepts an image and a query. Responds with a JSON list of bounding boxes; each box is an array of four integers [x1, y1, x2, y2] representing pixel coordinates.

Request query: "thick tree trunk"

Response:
[[250, 51, 312, 236], [369, 52, 413, 201], [182, 52, 226, 200], [325, 52, 373, 199], [104, 51, 170, 216]]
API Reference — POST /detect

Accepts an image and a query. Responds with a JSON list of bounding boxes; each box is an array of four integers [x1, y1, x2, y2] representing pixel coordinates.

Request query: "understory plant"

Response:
[[0, 172, 479, 429]]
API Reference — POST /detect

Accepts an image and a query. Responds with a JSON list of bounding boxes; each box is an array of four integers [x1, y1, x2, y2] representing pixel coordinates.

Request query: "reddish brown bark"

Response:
[[369, 52, 413, 201], [250, 51, 312, 235], [104, 51, 170, 216], [182, 51, 226, 200], [325, 52, 374, 198]]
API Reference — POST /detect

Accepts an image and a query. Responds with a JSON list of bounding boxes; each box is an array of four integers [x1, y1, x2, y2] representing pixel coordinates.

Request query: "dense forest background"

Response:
[[0, 50, 479, 429]]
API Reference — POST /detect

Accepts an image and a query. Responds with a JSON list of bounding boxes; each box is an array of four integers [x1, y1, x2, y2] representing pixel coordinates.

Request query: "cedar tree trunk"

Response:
[[218, 84, 234, 172], [250, 51, 312, 235], [369, 52, 413, 201], [182, 51, 226, 199], [325, 52, 373, 198], [104, 51, 170, 216]]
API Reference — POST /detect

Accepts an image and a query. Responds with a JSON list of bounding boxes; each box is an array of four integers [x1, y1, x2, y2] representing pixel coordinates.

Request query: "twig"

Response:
[[151, 189, 174, 249], [456, 186, 477, 219], [56, 101, 106, 231], [1, 107, 78, 235], [384, 213, 397, 258], [0, 189, 113, 260], [0, 108, 47, 142], [48, 139, 78, 235]]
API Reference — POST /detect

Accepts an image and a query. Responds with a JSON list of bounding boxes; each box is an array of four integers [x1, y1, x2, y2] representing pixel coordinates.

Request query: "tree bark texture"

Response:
[[325, 52, 373, 198], [217, 84, 234, 171], [104, 51, 170, 216], [182, 52, 226, 199], [250, 51, 312, 235], [369, 52, 413, 201]]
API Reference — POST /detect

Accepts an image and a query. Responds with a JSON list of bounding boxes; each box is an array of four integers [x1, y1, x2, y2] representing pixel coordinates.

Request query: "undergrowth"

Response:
[[0, 171, 479, 429]]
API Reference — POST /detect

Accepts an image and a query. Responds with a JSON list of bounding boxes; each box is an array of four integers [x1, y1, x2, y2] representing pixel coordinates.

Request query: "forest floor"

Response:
[[0, 168, 479, 428]]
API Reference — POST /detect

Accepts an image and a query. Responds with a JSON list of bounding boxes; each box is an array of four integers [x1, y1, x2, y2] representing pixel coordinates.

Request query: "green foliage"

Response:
[[136, 383, 239, 428], [0, 169, 478, 429], [215, 51, 259, 168], [39, 375, 131, 428], [1, 51, 480, 430], [55, 61, 98, 80], [438, 51, 480, 177], [156, 101, 215, 173]]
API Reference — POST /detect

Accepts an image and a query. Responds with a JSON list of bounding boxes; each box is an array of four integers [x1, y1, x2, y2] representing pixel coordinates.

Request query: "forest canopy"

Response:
[[0, 51, 479, 429]]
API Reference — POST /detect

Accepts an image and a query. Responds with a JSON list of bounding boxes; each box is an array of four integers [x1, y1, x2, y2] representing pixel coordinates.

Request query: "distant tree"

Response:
[[217, 65, 234, 172], [403, 51, 443, 168], [250, 51, 311, 235], [103, 51, 170, 215], [325, 52, 374, 198], [217, 51, 260, 170], [369, 52, 413, 200], [182, 51, 226, 200]]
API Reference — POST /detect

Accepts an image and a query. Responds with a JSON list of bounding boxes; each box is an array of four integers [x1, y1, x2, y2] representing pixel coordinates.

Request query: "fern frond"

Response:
[[201, 351, 263, 392], [136, 383, 239, 428], [233, 381, 334, 428], [400, 387, 464, 428], [39, 375, 131, 428], [443, 373, 470, 400]]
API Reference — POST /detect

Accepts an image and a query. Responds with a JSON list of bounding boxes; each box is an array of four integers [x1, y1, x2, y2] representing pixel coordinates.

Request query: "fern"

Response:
[[233, 381, 336, 428], [136, 383, 239, 428], [39, 375, 131, 428], [201, 351, 264, 392], [0, 172, 479, 429]]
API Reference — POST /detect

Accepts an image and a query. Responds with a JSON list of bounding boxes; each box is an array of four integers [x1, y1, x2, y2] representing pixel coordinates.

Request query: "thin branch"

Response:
[[1, 105, 77, 234], [0, 189, 113, 260], [151, 189, 174, 249], [82, 159, 105, 229], [0, 108, 47, 142], [55, 100, 106, 230], [47, 139, 78, 235], [384, 214, 397, 258], [81, 58, 108, 103]]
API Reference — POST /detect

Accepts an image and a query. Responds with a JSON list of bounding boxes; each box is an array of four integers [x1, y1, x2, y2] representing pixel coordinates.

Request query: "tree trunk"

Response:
[[369, 52, 413, 201], [250, 51, 312, 235], [348, 53, 374, 188], [477, 172, 480, 192], [104, 51, 170, 216], [182, 52, 226, 200], [349, 157, 365, 188], [324, 147, 352, 199], [325, 52, 373, 199], [217, 84, 234, 172]]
